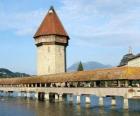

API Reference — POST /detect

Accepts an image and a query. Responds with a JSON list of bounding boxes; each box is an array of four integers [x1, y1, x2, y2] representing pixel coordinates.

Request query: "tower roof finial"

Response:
[[128, 46, 132, 54], [50, 6, 54, 10], [48, 6, 54, 14]]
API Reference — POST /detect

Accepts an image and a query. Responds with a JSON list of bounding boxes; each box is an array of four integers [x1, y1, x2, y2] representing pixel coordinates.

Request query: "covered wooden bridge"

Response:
[[0, 66, 140, 88], [0, 66, 140, 109]]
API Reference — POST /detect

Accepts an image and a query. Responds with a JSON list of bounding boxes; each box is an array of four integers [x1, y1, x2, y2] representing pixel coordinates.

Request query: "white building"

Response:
[[128, 54, 140, 67], [119, 47, 140, 67]]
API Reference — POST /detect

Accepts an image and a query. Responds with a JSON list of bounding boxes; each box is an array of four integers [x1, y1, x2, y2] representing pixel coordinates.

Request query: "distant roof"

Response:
[[34, 6, 69, 38], [128, 53, 140, 61], [1, 66, 140, 85], [118, 53, 135, 67]]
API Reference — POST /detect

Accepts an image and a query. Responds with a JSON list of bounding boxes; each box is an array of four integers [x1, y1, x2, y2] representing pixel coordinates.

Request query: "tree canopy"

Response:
[[77, 61, 84, 71]]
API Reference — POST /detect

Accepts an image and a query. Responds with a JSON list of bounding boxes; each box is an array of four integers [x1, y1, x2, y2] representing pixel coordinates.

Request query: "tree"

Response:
[[77, 61, 84, 71]]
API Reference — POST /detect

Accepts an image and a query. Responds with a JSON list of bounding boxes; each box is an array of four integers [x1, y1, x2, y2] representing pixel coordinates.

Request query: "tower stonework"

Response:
[[34, 7, 69, 75]]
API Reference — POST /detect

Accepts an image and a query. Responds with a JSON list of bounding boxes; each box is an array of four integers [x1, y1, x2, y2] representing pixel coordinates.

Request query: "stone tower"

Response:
[[34, 6, 69, 75]]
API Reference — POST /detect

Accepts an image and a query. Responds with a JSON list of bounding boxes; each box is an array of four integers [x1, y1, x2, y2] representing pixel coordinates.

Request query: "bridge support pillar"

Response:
[[128, 98, 140, 111], [124, 98, 128, 109], [30, 92, 35, 98], [23, 92, 27, 97], [90, 95, 99, 107], [99, 97, 103, 106], [77, 95, 80, 103], [80, 95, 86, 107], [66, 94, 73, 104], [85, 95, 90, 103], [13, 92, 17, 97], [59, 94, 63, 101], [23, 91, 27, 97], [55, 94, 59, 101], [73, 95, 77, 104], [7, 91, 11, 97], [18, 92, 22, 97], [49, 93, 55, 102], [5, 91, 8, 97], [38, 92, 45, 101], [45, 93, 49, 100], [111, 98, 116, 105], [35, 92, 38, 99], [115, 96, 124, 109], [26, 92, 31, 98], [103, 97, 112, 108], [0, 91, 3, 97]]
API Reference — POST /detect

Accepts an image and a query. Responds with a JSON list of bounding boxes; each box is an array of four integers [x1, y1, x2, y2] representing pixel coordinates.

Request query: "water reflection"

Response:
[[0, 97, 140, 116]]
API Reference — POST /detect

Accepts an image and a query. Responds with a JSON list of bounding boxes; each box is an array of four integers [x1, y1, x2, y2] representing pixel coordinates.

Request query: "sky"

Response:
[[0, 0, 140, 74]]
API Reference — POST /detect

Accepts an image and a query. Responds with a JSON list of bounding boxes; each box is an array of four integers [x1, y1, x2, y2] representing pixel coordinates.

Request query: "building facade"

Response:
[[34, 7, 69, 75], [118, 48, 140, 67], [128, 54, 140, 67]]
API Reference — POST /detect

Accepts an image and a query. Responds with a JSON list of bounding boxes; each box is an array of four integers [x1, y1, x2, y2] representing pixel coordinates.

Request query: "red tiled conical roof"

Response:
[[34, 6, 69, 39]]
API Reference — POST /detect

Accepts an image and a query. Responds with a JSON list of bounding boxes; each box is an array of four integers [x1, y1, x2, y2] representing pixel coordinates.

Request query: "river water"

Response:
[[0, 97, 140, 116]]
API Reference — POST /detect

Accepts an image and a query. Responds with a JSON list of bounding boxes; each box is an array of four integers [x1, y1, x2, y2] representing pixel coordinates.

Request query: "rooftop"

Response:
[[34, 6, 69, 39], [0, 66, 140, 85]]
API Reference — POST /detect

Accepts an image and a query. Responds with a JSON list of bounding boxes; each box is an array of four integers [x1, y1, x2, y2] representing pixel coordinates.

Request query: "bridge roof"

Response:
[[0, 66, 140, 85]]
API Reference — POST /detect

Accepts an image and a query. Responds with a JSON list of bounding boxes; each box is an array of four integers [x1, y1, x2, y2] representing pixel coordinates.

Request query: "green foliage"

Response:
[[77, 61, 84, 71], [0, 68, 30, 78]]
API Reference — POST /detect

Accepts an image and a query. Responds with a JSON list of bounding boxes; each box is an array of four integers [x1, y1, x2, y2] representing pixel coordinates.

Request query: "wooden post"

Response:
[[105, 81, 108, 87], [118, 80, 121, 87], [94, 81, 96, 87], [125, 80, 128, 87]]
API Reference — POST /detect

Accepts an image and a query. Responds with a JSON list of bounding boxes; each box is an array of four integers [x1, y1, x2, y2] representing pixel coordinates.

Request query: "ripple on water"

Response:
[[0, 98, 139, 116]]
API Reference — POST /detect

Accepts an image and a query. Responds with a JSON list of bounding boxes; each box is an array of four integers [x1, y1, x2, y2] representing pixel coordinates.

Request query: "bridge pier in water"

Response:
[[90, 95, 99, 107], [63, 93, 129, 110], [115, 96, 124, 109], [58, 94, 63, 101], [38, 92, 45, 101], [103, 97, 112, 108], [0, 86, 138, 110]]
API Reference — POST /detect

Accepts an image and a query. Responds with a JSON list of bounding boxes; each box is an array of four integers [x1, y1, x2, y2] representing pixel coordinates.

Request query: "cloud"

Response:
[[0, 9, 46, 36], [58, 0, 140, 47], [0, 0, 140, 47]]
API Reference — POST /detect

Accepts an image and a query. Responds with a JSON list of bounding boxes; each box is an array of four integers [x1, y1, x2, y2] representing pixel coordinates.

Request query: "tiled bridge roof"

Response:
[[0, 66, 140, 85]]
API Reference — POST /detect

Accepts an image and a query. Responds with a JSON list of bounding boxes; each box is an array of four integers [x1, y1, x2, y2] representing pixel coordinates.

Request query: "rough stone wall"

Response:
[[37, 41, 66, 75]]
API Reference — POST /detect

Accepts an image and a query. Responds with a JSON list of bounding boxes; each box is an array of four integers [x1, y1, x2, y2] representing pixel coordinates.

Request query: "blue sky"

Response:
[[0, 0, 140, 74]]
